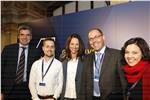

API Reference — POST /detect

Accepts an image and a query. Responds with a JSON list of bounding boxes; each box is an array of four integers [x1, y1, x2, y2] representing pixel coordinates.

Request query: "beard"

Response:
[[45, 51, 54, 58], [46, 54, 54, 58]]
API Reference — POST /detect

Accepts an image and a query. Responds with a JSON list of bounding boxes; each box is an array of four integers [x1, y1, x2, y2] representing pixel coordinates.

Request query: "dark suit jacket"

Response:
[[79, 47, 122, 100], [1, 43, 41, 96], [61, 57, 83, 100]]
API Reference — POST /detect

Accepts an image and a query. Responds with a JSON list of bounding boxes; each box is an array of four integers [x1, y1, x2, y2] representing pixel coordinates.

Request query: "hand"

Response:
[[1, 93, 4, 100]]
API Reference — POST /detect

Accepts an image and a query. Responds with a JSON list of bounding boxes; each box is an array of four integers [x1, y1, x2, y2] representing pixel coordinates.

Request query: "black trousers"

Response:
[[4, 82, 31, 100]]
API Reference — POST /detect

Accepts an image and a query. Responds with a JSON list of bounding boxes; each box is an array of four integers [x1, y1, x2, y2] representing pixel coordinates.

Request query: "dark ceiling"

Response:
[[34, 1, 72, 16], [34, 1, 110, 16], [1, 1, 110, 17]]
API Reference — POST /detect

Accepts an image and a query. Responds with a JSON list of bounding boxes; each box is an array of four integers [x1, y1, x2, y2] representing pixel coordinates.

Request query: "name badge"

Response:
[[94, 76, 99, 80], [39, 82, 46, 86], [94, 78, 99, 82]]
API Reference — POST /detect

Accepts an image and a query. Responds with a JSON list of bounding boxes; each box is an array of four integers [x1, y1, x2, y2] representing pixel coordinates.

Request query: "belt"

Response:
[[93, 96, 101, 100], [37, 94, 54, 99], [64, 97, 77, 100]]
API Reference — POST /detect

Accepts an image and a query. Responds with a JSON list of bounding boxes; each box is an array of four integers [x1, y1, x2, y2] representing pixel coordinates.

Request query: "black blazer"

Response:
[[1, 43, 41, 95], [79, 47, 122, 100], [118, 65, 128, 100], [61, 57, 83, 100]]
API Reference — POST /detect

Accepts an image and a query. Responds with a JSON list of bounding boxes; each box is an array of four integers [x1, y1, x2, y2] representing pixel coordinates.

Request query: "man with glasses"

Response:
[[1, 24, 41, 100], [80, 28, 122, 100]]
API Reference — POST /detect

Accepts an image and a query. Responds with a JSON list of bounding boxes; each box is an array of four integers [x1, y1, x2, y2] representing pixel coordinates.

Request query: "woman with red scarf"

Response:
[[119, 37, 150, 100]]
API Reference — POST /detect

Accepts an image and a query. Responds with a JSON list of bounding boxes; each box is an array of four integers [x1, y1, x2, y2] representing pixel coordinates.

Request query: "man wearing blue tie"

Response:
[[80, 28, 123, 100]]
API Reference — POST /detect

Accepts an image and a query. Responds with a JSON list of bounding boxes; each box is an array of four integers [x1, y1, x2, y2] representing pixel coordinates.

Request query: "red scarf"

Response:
[[123, 60, 150, 100], [123, 60, 149, 83], [143, 62, 150, 100]]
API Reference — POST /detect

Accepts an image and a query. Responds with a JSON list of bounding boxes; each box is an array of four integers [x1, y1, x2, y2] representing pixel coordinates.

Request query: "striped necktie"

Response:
[[16, 47, 26, 84]]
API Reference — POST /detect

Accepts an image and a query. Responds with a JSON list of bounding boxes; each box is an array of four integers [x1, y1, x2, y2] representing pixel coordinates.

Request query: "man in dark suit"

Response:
[[79, 28, 122, 100], [1, 24, 41, 100]]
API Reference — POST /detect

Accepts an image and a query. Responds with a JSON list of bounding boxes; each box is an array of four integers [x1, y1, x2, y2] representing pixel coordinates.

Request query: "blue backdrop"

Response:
[[26, 1, 150, 58]]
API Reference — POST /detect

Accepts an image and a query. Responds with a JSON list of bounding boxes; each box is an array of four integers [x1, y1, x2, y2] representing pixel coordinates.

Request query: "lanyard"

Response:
[[41, 58, 54, 81], [94, 53, 104, 73]]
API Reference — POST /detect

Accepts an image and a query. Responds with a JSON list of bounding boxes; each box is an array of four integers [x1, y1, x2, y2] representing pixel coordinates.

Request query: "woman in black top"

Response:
[[120, 37, 150, 100]]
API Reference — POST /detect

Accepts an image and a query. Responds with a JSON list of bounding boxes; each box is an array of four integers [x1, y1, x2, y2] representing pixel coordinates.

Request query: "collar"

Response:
[[95, 46, 106, 54], [69, 57, 79, 62], [43, 56, 54, 63], [19, 43, 28, 49]]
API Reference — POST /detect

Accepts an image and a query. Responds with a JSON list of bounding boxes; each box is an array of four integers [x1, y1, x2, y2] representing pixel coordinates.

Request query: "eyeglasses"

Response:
[[89, 34, 103, 42]]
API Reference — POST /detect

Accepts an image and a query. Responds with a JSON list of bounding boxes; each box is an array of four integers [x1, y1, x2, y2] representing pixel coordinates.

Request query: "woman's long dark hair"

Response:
[[63, 34, 85, 60]]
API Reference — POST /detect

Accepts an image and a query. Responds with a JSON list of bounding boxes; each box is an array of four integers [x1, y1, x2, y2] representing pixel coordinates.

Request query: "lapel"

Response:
[[75, 57, 82, 81], [27, 45, 37, 70], [27, 45, 31, 73], [26, 45, 36, 79], [63, 59, 68, 81], [14, 44, 19, 63], [90, 53, 95, 73], [13, 44, 20, 74], [100, 47, 110, 78], [120, 65, 128, 90], [63, 58, 82, 81], [88, 53, 95, 83]]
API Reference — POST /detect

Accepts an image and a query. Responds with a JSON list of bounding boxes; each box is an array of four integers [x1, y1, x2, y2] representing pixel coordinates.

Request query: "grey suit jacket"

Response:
[[61, 57, 83, 100], [79, 47, 122, 100]]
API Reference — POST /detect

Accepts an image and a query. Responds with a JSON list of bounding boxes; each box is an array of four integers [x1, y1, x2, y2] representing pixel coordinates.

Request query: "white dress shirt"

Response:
[[29, 57, 63, 100], [64, 58, 78, 98]]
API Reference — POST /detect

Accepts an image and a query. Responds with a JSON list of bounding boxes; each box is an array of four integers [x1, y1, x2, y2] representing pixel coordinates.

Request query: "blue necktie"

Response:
[[94, 53, 102, 96], [95, 53, 101, 79]]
